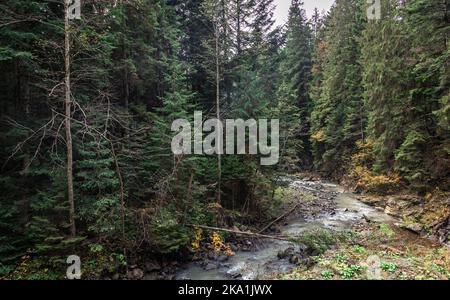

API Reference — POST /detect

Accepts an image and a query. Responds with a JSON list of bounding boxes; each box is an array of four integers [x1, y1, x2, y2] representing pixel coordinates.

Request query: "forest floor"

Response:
[[275, 222, 450, 280]]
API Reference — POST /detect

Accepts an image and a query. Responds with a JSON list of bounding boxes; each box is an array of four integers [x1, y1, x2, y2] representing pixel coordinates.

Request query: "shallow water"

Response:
[[176, 179, 395, 280]]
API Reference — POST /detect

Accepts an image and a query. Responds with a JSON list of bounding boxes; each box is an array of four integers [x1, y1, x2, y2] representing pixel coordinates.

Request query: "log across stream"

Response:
[[176, 178, 396, 280]]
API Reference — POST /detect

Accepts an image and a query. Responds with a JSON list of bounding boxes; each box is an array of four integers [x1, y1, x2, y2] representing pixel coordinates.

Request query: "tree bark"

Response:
[[64, 0, 76, 237], [120, 0, 129, 109], [215, 13, 222, 206], [236, 0, 242, 55], [110, 139, 126, 255]]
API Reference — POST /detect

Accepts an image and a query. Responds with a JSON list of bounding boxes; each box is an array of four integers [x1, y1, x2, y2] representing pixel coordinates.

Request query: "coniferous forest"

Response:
[[0, 0, 449, 281]]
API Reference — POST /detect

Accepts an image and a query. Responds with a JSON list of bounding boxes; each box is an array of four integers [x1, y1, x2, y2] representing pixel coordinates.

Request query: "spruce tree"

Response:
[[310, 0, 365, 176], [277, 0, 313, 168]]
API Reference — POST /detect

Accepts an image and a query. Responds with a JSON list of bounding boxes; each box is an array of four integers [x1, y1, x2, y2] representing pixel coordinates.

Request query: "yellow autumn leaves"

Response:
[[191, 228, 235, 257]]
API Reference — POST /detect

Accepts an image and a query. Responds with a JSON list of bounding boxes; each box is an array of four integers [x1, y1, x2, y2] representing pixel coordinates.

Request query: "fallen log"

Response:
[[258, 203, 300, 234], [190, 224, 289, 241], [363, 214, 371, 223]]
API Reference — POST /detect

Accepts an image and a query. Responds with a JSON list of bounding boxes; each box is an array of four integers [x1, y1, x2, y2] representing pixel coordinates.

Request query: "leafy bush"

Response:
[[381, 262, 398, 273], [295, 229, 340, 255], [349, 140, 402, 194], [339, 264, 362, 279], [321, 270, 334, 279]]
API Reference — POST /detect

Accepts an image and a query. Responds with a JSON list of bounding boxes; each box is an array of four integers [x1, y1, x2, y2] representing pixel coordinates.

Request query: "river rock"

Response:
[[385, 195, 423, 218], [240, 240, 253, 252], [176, 275, 191, 280], [204, 261, 219, 271], [145, 261, 161, 272], [217, 254, 230, 263], [278, 246, 313, 265], [433, 217, 450, 244], [226, 262, 247, 279], [127, 268, 144, 280], [207, 252, 217, 260], [277, 247, 295, 260], [143, 273, 159, 280], [400, 222, 424, 234]]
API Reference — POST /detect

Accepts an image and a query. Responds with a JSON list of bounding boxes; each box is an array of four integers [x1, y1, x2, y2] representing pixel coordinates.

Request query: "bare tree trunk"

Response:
[[215, 20, 222, 205], [120, 0, 129, 109], [220, 0, 231, 104], [187, 171, 194, 203], [236, 0, 242, 55], [360, 104, 364, 142], [64, 0, 76, 237], [110, 139, 126, 254]]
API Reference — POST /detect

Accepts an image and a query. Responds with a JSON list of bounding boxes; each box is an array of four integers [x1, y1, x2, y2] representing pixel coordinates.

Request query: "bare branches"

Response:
[[2, 116, 57, 170]]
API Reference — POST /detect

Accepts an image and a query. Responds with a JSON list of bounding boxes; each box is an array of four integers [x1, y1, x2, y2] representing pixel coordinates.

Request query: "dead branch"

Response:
[[259, 203, 300, 234], [191, 224, 289, 241]]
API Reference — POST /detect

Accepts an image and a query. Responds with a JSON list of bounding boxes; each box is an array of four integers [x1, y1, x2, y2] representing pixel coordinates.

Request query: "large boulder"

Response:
[[400, 222, 424, 234], [277, 245, 314, 266]]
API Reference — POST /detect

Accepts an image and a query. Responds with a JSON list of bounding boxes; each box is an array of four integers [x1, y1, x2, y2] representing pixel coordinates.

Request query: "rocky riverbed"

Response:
[[174, 177, 404, 280]]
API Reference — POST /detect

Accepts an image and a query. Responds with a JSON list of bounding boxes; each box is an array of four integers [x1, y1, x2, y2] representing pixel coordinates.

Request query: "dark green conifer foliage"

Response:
[[310, 0, 365, 176], [278, 0, 313, 168]]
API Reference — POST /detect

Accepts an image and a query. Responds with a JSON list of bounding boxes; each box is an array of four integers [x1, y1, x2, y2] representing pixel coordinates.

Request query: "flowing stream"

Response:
[[176, 178, 395, 280]]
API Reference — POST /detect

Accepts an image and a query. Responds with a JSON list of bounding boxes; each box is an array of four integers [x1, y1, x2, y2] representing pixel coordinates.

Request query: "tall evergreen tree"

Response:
[[277, 0, 313, 168], [395, 0, 450, 187], [310, 0, 365, 176]]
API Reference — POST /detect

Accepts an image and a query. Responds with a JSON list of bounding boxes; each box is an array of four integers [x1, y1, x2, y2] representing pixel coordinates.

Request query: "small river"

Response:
[[176, 178, 395, 280]]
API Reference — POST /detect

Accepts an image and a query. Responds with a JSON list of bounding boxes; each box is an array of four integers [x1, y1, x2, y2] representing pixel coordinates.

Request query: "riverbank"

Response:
[[356, 192, 449, 245], [275, 222, 449, 280], [173, 175, 449, 280]]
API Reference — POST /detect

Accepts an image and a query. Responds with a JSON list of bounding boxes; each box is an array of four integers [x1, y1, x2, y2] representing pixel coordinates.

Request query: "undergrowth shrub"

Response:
[[349, 140, 401, 194]]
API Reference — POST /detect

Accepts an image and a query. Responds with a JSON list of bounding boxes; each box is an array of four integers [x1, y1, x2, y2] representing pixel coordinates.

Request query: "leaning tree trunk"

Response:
[[64, 0, 76, 237]]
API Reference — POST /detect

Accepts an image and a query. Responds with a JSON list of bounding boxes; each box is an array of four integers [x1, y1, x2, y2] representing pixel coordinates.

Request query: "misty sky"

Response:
[[273, 0, 335, 27]]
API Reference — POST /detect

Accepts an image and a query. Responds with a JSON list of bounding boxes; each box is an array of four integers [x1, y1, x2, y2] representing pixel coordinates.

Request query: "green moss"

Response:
[[294, 229, 340, 255]]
